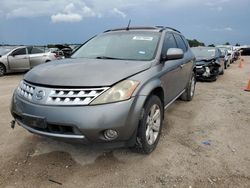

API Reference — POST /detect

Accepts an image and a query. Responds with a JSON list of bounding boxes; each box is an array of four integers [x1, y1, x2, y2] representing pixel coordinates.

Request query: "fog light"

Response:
[[104, 129, 118, 140]]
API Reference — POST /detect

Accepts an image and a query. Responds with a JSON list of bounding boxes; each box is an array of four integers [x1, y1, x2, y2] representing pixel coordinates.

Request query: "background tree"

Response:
[[208, 44, 215, 47], [224, 42, 230, 45], [187, 39, 205, 47]]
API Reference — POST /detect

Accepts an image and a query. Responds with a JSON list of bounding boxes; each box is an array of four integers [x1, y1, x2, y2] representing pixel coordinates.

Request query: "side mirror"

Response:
[[163, 48, 184, 61]]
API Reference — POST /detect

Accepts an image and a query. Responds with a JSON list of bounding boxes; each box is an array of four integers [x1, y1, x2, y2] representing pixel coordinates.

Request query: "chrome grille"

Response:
[[47, 88, 108, 105], [17, 81, 35, 101], [16, 80, 109, 106]]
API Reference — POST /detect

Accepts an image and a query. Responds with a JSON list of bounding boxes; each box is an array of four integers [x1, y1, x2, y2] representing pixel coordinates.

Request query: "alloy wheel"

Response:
[[145, 104, 161, 145]]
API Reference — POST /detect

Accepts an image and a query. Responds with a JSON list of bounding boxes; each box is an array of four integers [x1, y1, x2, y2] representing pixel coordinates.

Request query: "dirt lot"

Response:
[[0, 57, 250, 188]]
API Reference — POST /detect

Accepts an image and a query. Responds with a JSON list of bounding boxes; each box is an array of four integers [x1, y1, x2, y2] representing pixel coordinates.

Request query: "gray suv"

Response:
[[11, 26, 196, 154]]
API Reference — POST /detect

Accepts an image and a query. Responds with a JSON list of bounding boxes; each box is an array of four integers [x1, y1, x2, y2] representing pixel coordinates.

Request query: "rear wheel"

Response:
[[181, 72, 196, 101], [0, 64, 6, 77], [220, 66, 224, 75], [225, 62, 227, 69], [132, 95, 163, 154]]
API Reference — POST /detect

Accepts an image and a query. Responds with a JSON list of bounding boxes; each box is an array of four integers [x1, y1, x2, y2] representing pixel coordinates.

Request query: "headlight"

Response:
[[90, 80, 140, 105]]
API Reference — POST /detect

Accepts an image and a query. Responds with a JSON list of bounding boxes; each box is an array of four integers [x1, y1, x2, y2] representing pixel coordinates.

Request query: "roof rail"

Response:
[[104, 26, 159, 33], [155, 26, 181, 33], [103, 26, 181, 33]]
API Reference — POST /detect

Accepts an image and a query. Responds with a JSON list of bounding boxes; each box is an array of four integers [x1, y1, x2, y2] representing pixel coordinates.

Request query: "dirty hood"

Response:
[[195, 58, 216, 66], [24, 58, 151, 87]]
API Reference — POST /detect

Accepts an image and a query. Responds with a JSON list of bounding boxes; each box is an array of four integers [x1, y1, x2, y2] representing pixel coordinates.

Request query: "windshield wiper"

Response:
[[95, 56, 124, 60]]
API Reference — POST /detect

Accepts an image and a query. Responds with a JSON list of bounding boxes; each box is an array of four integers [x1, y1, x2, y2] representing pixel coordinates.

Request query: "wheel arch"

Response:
[[137, 79, 165, 120]]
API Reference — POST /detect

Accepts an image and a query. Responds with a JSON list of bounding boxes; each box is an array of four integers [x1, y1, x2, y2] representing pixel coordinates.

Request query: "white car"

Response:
[[0, 46, 59, 76]]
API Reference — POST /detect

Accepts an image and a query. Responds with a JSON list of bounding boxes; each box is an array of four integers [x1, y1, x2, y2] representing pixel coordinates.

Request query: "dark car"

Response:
[[55, 45, 73, 58], [192, 47, 224, 81], [11, 26, 196, 154]]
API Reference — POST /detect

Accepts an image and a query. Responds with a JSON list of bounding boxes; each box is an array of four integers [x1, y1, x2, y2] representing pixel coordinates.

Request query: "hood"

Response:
[[24, 58, 152, 87], [195, 58, 215, 66]]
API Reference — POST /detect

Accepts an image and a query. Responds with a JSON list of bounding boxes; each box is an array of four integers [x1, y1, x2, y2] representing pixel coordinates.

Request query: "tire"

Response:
[[0, 64, 6, 77], [220, 66, 225, 75], [180, 72, 196, 101], [210, 75, 218, 82], [132, 95, 163, 154], [220, 67, 224, 75]]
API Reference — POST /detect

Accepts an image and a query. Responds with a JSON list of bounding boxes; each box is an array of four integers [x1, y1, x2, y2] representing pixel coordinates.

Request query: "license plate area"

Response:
[[22, 114, 47, 129]]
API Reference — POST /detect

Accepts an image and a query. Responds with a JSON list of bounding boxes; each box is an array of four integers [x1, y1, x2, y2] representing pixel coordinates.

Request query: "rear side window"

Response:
[[12, 48, 27, 56], [31, 47, 44, 54], [174, 34, 187, 52], [161, 33, 177, 55]]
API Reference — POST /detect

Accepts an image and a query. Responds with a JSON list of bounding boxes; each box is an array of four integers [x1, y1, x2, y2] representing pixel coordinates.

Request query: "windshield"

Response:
[[72, 31, 161, 61], [192, 48, 216, 59], [0, 47, 14, 56], [219, 48, 227, 55]]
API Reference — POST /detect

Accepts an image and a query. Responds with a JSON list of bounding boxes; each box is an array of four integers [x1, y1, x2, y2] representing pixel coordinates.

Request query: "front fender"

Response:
[[136, 79, 162, 97]]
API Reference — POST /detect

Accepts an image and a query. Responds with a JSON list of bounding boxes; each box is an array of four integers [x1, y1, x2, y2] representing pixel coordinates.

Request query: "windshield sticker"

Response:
[[132, 36, 153, 41], [139, 51, 146, 54]]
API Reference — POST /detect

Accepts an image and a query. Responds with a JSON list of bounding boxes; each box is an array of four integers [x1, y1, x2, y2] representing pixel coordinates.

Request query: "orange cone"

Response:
[[239, 58, 244, 68], [245, 80, 250, 92]]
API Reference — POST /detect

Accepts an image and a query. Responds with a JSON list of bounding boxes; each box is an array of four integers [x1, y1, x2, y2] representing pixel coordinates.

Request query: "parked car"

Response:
[[240, 47, 250, 56], [216, 45, 235, 63], [46, 48, 65, 59], [192, 47, 224, 81], [55, 44, 73, 58], [232, 48, 240, 61], [11, 26, 196, 154], [218, 48, 230, 69], [0, 46, 59, 76]]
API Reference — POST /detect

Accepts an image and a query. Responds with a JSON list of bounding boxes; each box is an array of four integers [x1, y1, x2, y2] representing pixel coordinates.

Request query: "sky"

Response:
[[0, 0, 250, 46]]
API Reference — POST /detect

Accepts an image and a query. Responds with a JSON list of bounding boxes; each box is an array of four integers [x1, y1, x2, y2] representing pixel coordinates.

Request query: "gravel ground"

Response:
[[0, 57, 250, 188]]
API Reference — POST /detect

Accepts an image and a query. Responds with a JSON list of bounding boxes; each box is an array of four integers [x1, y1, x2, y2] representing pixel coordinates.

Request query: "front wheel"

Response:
[[132, 95, 163, 154], [181, 72, 196, 101], [220, 66, 224, 75], [0, 64, 6, 77]]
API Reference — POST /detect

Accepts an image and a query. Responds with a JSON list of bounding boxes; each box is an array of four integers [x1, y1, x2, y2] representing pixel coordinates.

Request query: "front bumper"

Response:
[[196, 65, 219, 80], [11, 91, 146, 147]]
